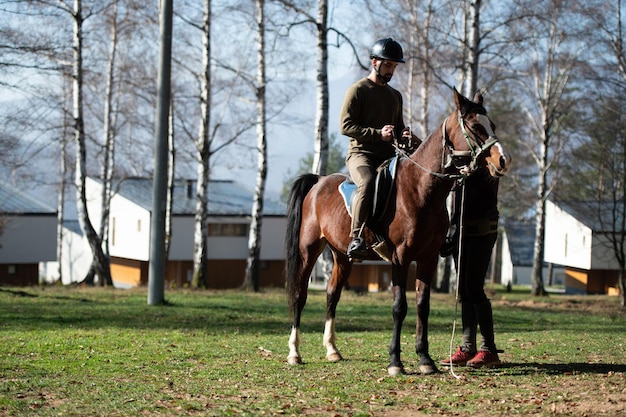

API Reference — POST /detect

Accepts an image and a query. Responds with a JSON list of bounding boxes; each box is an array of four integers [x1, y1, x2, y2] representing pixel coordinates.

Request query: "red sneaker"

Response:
[[440, 347, 476, 366], [467, 350, 501, 368]]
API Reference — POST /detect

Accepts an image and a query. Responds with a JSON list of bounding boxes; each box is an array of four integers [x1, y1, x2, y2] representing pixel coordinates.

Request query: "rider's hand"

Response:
[[381, 125, 394, 142]]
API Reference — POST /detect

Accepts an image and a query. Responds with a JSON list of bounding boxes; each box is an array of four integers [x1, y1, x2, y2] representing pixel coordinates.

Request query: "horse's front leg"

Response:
[[388, 266, 408, 376], [323, 256, 352, 362], [415, 279, 438, 374]]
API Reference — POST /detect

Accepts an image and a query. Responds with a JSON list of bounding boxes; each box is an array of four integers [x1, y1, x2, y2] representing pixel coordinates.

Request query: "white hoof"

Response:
[[287, 355, 303, 365], [326, 352, 343, 362], [419, 363, 438, 375], [387, 365, 405, 376]]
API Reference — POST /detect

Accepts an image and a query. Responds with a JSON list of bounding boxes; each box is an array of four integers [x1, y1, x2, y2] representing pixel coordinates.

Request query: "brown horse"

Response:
[[285, 89, 511, 375]]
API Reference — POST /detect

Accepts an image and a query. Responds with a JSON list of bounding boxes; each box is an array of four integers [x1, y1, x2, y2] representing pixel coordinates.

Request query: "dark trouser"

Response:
[[461, 300, 496, 353], [453, 231, 498, 353], [346, 153, 379, 237]]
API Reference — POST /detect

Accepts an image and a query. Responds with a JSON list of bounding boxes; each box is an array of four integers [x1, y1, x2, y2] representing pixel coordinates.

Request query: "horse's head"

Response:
[[445, 88, 511, 178]]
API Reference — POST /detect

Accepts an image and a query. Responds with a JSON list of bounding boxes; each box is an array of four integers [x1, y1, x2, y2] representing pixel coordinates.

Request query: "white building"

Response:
[[500, 220, 564, 289], [544, 200, 622, 295], [83, 176, 287, 288]]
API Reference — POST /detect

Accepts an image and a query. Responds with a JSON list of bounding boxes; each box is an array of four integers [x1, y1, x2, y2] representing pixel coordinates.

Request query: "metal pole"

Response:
[[148, 0, 173, 305]]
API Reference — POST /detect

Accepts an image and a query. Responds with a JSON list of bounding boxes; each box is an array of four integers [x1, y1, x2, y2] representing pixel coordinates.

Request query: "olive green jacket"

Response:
[[340, 77, 405, 160]]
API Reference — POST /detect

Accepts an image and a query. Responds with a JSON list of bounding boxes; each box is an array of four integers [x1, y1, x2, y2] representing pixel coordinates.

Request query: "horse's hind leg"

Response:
[[323, 253, 352, 362], [287, 284, 307, 365], [415, 279, 438, 374], [287, 244, 323, 365]]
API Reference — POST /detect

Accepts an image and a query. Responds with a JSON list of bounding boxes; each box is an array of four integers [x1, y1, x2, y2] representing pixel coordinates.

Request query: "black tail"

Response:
[[285, 173, 319, 314]]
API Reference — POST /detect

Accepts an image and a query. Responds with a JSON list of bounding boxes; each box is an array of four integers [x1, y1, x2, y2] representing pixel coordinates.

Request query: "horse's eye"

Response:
[[469, 122, 484, 135]]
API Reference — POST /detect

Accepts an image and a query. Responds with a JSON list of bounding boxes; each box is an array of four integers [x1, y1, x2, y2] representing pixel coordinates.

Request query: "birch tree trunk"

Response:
[[97, 0, 119, 287], [404, 0, 432, 136], [242, 0, 267, 292], [525, 7, 575, 296], [71, 0, 112, 286], [311, 0, 334, 283], [191, 0, 211, 289], [310, 0, 329, 176], [463, 0, 480, 98], [530, 136, 548, 296], [56, 86, 70, 284], [165, 100, 175, 262]]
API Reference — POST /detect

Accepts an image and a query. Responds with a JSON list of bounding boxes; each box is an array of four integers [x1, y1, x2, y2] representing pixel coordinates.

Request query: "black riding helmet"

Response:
[[369, 38, 405, 63]]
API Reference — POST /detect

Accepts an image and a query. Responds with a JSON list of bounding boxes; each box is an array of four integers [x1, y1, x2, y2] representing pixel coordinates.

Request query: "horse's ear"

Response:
[[453, 87, 469, 115], [473, 90, 483, 105], [453, 87, 463, 109]]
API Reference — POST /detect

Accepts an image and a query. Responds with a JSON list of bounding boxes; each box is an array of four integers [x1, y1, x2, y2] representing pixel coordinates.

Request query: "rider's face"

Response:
[[374, 59, 399, 83]]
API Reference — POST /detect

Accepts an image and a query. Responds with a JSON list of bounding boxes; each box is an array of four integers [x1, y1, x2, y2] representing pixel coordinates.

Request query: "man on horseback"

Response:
[[340, 37, 418, 260]]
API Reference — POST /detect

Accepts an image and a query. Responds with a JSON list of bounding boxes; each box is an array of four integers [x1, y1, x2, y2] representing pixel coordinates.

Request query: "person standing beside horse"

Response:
[[340, 37, 419, 260], [439, 166, 503, 368]]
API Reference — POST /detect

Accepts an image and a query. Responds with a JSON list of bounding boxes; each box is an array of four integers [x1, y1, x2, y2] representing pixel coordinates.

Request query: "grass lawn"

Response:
[[0, 285, 624, 416]]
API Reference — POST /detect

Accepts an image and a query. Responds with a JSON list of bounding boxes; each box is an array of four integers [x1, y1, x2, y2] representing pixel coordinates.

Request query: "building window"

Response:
[[208, 223, 248, 236], [137, 219, 141, 232], [7, 265, 16, 275]]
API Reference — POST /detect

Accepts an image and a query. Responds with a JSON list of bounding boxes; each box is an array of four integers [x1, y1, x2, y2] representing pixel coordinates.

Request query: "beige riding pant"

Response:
[[346, 152, 383, 237]]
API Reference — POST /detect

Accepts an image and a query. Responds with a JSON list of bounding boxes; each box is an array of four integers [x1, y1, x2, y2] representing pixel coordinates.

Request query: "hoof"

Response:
[[326, 352, 343, 362], [387, 365, 405, 376], [419, 363, 439, 375], [287, 356, 303, 365]]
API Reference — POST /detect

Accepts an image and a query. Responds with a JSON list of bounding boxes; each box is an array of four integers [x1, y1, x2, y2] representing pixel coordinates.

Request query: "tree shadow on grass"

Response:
[[0, 287, 94, 303], [497, 361, 626, 375], [0, 288, 38, 297]]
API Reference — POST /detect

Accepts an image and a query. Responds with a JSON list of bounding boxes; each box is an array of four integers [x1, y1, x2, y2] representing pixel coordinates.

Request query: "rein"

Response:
[[393, 143, 458, 180], [448, 180, 467, 380], [392, 116, 460, 180]]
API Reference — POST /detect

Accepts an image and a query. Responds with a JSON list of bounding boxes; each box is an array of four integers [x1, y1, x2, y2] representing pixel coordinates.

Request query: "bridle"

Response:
[[394, 110, 500, 181], [446, 110, 500, 176]]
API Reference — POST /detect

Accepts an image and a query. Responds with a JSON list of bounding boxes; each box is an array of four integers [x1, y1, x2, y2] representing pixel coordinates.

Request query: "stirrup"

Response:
[[371, 240, 392, 263]]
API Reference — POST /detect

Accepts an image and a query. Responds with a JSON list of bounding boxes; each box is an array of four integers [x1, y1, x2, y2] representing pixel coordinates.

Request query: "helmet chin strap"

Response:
[[375, 60, 392, 84]]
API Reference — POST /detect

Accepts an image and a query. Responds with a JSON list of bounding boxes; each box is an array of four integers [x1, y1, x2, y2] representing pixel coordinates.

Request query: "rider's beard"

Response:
[[380, 73, 393, 84]]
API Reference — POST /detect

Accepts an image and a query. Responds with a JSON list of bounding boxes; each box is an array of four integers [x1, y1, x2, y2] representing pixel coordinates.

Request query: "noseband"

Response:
[[442, 111, 499, 176]]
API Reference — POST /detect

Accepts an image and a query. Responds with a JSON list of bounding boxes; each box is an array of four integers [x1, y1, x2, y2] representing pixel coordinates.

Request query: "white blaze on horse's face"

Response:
[[476, 114, 495, 137], [476, 113, 511, 176]]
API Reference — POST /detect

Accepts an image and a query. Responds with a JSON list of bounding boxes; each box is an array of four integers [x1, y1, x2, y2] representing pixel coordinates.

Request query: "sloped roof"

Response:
[[0, 182, 56, 215], [110, 177, 286, 216], [503, 221, 535, 267], [553, 200, 624, 232], [63, 219, 83, 236]]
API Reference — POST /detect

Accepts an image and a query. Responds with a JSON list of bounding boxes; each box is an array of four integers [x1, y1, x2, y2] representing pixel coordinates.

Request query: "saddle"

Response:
[[338, 156, 398, 262]]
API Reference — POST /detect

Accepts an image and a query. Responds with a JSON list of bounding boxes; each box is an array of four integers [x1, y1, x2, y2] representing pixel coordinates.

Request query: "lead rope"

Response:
[[448, 179, 466, 380]]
